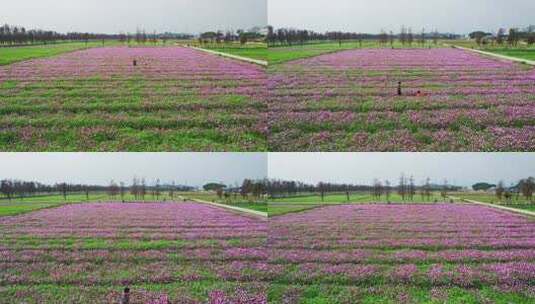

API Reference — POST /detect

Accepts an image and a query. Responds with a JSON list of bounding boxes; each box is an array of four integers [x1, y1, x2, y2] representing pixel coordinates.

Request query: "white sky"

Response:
[[0, 153, 267, 187], [0, 153, 532, 187], [269, 0, 535, 34], [1, 0, 267, 34], [268, 153, 535, 187]]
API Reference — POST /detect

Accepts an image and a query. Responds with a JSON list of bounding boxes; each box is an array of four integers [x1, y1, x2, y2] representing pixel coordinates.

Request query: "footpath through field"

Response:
[[186, 46, 268, 66], [446, 44, 535, 66], [450, 196, 535, 218], [179, 196, 268, 218]]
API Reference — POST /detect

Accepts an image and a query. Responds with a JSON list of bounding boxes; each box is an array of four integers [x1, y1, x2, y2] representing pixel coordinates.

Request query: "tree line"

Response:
[[0, 23, 193, 47], [266, 26, 460, 47], [202, 179, 266, 202], [494, 177, 534, 203], [470, 26, 535, 47], [197, 30, 263, 46], [264, 174, 459, 201], [0, 178, 194, 202], [0, 23, 121, 46]]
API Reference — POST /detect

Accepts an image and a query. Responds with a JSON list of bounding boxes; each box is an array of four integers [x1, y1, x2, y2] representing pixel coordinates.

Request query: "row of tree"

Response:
[[264, 175, 458, 201], [470, 26, 535, 47], [494, 178, 534, 203], [471, 177, 534, 203], [202, 179, 266, 201], [0, 178, 194, 201], [266, 26, 460, 47], [0, 23, 124, 46], [3, 176, 532, 204], [197, 30, 263, 46], [117, 29, 193, 45]]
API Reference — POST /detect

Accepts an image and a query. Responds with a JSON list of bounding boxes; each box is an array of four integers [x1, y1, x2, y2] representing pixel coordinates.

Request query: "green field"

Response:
[[488, 49, 535, 61], [453, 192, 535, 212], [202, 47, 267, 61], [268, 40, 440, 64], [0, 193, 105, 216], [187, 41, 267, 61], [0, 191, 268, 217], [268, 41, 365, 64], [0, 192, 185, 216], [0, 43, 266, 151], [268, 192, 449, 216], [446, 40, 535, 61], [0, 42, 114, 65], [182, 191, 267, 213]]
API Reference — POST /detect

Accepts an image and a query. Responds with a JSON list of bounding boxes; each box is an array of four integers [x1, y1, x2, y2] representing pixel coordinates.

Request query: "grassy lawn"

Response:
[[0, 193, 107, 216], [268, 192, 450, 216], [0, 192, 204, 217], [268, 41, 365, 64], [0, 202, 267, 303], [453, 192, 535, 212], [0, 192, 268, 217], [446, 40, 535, 61], [181, 191, 267, 213], [268, 204, 324, 217], [269, 192, 446, 204], [202, 47, 267, 61], [487, 49, 535, 61], [0, 47, 266, 151], [190, 41, 267, 61], [0, 42, 113, 65], [268, 40, 441, 64], [270, 282, 534, 303]]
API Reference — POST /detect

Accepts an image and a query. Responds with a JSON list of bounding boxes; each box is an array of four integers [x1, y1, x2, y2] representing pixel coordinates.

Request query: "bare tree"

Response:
[[169, 181, 175, 200], [432, 30, 439, 45], [85, 186, 90, 200], [372, 179, 384, 200], [508, 28, 519, 47], [398, 174, 406, 201], [496, 28, 506, 46], [520, 177, 534, 203], [1, 180, 14, 202], [408, 176, 416, 200], [496, 181, 505, 202], [385, 180, 391, 203], [400, 25, 407, 46], [440, 179, 448, 200], [407, 28, 414, 46], [319, 182, 325, 202], [120, 182, 125, 201], [424, 178, 432, 201], [131, 177, 139, 200], [141, 178, 146, 201], [379, 29, 388, 46], [419, 28, 426, 47], [60, 183, 68, 201], [108, 180, 119, 199], [154, 179, 161, 200]]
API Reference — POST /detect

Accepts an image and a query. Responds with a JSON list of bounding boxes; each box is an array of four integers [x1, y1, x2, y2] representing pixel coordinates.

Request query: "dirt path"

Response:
[[178, 196, 268, 218], [187, 46, 268, 66], [446, 44, 535, 66], [449, 196, 535, 217]]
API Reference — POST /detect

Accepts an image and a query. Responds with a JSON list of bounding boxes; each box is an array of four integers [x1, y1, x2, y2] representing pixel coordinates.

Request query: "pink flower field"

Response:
[[268, 204, 535, 303], [0, 202, 267, 303], [268, 48, 535, 151], [0, 47, 267, 151]]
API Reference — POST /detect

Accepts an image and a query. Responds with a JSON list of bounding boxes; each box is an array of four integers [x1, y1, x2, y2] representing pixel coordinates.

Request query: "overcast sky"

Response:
[[269, 0, 535, 34], [2, 0, 267, 34], [268, 153, 535, 187], [0, 153, 267, 187]]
